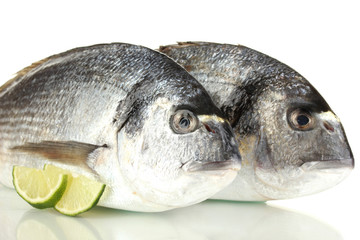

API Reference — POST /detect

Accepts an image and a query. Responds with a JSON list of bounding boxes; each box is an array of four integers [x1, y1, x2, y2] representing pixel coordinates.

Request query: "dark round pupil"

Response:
[[179, 117, 190, 128], [297, 115, 309, 126]]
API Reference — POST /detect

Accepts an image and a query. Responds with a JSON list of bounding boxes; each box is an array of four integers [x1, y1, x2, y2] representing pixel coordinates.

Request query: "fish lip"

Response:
[[300, 158, 354, 171], [182, 158, 241, 172]]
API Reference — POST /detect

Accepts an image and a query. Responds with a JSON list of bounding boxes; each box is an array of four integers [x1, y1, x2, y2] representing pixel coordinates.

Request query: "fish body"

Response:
[[160, 42, 354, 200], [0, 43, 241, 211]]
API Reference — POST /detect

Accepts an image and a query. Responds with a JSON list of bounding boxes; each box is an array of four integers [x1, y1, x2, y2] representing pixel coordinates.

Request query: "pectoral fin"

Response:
[[12, 141, 107, 174]]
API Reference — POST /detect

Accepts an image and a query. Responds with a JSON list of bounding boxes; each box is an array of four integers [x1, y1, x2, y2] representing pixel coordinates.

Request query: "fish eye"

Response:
[[179, 117, 190, 128], [171, 110, 199, 134], [288, 108, 315, 131]]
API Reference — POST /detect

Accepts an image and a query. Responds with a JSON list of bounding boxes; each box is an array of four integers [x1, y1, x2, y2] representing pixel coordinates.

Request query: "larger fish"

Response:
[[0, 43, 241, 211], [160, 42, 354, 201]]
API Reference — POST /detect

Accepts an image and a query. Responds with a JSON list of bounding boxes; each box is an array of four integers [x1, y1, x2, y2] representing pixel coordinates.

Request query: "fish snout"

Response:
[[318, 111, 343, 134], [317, 111, 354, 169], [298, 111, 354, 173], [183, 115, 241, 172]]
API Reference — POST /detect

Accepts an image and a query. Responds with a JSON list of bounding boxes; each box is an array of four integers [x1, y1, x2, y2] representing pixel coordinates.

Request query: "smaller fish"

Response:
[[0, 43, 241, 211], [160, 42, 354, 201]]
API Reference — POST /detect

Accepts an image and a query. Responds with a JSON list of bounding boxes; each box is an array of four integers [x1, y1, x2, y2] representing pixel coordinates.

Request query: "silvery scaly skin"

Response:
[[160, 42, 354, 201], [0, 43, 241, 212]]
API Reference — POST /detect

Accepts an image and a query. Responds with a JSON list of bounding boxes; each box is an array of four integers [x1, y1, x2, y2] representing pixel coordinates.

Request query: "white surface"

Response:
[[0, 186, 345, 240], [0, 0, 359, 239]]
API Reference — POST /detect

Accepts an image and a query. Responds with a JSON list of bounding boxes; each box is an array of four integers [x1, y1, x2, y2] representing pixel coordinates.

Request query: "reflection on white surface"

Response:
[[0, 186, 342, 240]]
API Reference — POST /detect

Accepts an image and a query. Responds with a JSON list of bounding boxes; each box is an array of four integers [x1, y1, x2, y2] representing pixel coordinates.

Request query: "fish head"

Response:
[[249, 74, 354, 200], [159, 42, 353, 201], [117, 73, 241, 209]]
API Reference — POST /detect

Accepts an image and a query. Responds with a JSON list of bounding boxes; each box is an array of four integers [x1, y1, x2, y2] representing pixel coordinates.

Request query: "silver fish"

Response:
[[0, 43, 241, 211], [160, 42, 354, 201]]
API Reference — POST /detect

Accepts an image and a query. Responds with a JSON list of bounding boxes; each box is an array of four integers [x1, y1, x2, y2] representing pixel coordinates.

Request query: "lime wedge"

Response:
[[46, 165, 106, 216], [12, 165, 68, 209]]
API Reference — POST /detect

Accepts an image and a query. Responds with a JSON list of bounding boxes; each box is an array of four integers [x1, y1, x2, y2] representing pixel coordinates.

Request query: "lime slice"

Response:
[[13, 165, 68, 209], [46, 165, 105, 216]]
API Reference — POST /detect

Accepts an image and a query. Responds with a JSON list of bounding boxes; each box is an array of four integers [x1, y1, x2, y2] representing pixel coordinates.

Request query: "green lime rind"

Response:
[[54, 181, 105, 216], [29, 174, 68, 209], [13, 164, 105, 216], [49, 165, 106, 216], [12, 165, 68, 209]]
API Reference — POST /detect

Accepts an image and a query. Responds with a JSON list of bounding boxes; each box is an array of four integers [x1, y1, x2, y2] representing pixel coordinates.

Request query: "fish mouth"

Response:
[[180, 114, 241, 173], [182, 158, 241, 172], [300, 158, 354, 172], [253, 158, 354, 200]]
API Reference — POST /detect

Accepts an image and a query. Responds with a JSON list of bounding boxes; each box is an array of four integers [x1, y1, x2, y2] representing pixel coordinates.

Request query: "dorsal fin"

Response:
[[158, 42, 202, 54], [0, 57, 51, 96], [16, 57, 51, 79], [1, 43, 121, 95]]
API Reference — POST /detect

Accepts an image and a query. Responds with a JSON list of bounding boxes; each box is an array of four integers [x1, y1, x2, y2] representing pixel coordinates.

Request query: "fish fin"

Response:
[[15, 58, 51, 79], [0, 57, 52, 95], [158, 42, 205, 53], [12, 141, 107, 174]]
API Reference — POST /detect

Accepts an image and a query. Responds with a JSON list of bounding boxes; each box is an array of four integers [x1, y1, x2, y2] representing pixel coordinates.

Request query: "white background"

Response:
[[0, 1, 359, 239]]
